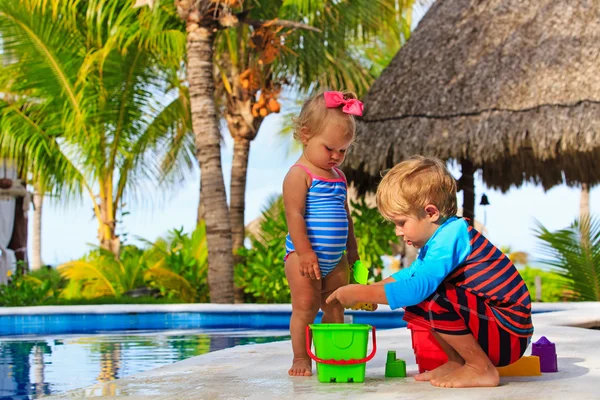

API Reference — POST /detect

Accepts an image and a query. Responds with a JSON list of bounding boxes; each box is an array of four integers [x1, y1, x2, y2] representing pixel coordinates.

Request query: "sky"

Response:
[[25, 1, 599, 267]]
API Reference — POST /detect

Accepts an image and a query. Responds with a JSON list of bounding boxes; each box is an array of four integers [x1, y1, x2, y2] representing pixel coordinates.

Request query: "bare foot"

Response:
[[288, 358, 312, 377], [431, 363, 499, 388], [414, 360, 464, 381]]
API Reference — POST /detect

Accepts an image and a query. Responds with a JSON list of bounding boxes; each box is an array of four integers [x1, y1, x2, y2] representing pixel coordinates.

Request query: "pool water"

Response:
[[0, 329, 290, 399]]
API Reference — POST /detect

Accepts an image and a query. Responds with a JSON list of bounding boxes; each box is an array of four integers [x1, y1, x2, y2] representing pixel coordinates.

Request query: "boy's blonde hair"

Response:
[[376, 156, 458, 220], [293, 91, 358, 141]]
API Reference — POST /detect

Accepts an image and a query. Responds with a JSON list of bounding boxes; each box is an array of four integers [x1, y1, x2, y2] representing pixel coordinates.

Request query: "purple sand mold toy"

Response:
[[531, 336, 558, 373]]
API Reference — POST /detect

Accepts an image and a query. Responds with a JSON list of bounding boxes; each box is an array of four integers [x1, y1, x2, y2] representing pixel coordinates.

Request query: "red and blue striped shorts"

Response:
[[403, 283, 531, 367]]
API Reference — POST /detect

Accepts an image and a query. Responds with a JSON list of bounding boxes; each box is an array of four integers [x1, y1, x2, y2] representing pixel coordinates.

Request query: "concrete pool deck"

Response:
[[49, 303, 600, 399]]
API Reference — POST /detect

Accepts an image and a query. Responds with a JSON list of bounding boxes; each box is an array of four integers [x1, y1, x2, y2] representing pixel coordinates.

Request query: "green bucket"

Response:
[[306, 324, 377, 383]]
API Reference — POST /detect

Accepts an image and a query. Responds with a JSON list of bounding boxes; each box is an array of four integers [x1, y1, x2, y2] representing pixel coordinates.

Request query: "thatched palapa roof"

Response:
[[345, 0, 600, 194]]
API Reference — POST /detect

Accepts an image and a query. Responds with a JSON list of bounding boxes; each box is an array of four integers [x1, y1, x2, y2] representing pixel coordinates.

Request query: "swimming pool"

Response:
[[0, 304, 407, 336], [0, 329, 290, 399], [0, 304, 554, 399], [0, 305, 406, 399]]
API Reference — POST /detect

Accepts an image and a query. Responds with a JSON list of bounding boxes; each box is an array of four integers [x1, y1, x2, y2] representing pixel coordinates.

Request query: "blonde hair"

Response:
[[293, 91, 358, 142], [376, 156, 458, 220]]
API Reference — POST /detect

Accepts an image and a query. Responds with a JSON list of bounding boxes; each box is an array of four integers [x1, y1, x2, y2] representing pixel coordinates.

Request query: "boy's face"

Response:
[[390, 205, 441, 249]]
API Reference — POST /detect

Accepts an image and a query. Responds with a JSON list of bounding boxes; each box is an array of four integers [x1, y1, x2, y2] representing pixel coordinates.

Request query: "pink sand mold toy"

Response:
[[531, 336, 558, 373]]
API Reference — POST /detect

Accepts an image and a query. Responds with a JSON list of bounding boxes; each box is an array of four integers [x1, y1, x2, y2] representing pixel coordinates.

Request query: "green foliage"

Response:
[[56, 223, 209, 303], [235, 195, 290, 303], [518, 266, 569, 303], [256, 0, 410, 97], [45, 296, 186, 306], [535, 215, 600, 301], [350, 198, 397, 282], [58, 246, 148, 298], [142, 221, 209, 302], [0, 267, 64, 306], [1, 222, 210, 306]]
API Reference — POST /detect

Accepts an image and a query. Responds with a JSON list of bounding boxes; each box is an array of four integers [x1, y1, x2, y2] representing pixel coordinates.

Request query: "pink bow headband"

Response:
[[324, 91, 364, 116]]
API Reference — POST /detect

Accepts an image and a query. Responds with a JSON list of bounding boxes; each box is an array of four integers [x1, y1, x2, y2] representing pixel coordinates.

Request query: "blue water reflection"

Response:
[[0, 329, 289, 399]]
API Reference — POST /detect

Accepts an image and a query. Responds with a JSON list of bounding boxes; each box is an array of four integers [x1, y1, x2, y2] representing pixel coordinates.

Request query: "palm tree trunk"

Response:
[[230, 137, 250, 250], [230, 136, 250, 303], [225, 95, 261, 303], [98, 197, 120, 257], [187, 23, 234, 303], [580, 182, 590, 247], [580, 182, 590, 219], [197, 192, 206, 224], [31, 187, 43, 270]]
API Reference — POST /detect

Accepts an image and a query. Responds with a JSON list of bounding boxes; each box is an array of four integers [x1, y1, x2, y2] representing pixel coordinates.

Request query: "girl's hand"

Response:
[[298, 250, 321, 280], [346, 248, 359, 267]]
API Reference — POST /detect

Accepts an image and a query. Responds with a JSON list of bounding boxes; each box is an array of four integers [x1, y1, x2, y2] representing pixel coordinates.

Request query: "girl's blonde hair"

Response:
[[293, 91, 358, 141], [376, 156, 458, 220]]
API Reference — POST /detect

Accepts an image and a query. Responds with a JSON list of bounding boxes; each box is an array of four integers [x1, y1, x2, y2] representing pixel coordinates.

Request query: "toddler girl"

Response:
[[283, 91, 363, 376]]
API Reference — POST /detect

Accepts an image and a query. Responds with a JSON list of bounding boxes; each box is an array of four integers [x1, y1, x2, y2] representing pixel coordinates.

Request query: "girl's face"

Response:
[[302, 119, 353, 171]]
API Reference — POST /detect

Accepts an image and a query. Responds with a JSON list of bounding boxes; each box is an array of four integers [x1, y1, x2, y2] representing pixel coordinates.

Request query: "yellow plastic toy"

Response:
[[496, 355, 542, 377], [348, 261, 376, 311]]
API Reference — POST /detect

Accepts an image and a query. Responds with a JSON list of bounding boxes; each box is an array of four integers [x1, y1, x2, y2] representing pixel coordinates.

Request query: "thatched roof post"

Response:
[[460, 159, 475, 226]]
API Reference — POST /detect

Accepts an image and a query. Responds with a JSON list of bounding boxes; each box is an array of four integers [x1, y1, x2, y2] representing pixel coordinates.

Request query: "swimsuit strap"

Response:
[[291, 164, 316, 179], [333, 167, 347, 185]]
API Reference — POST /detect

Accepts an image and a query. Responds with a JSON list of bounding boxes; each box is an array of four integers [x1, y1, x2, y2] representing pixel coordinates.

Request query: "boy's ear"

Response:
[[424, 204, 440, 222]]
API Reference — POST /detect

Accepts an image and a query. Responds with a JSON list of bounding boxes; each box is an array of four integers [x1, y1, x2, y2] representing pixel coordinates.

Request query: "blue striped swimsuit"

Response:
[[285, 164, 349, 277]]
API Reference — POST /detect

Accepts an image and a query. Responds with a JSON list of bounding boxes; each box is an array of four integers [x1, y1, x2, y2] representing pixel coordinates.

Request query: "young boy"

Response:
[[326, 156, 533, 388]]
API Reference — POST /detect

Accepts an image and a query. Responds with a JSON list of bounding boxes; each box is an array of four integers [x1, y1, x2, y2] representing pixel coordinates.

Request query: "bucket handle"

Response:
[[305, 325, 377, 365]]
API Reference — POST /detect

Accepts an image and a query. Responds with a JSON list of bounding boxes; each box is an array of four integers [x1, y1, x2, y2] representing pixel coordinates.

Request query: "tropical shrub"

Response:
[[57, 223, 209, 303], [535, 215, 600, 301], [0, 267, 64, 306], [350, 198, 398, 282], [58, 246, 148, 299], [142, 221, 209, 302], [518, 266, 569, 302], [235, 195, 290, 303]]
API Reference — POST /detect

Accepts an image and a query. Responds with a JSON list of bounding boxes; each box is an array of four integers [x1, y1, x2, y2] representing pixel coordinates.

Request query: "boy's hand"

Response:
[[326, 285, 360, 308], [346, 248, 359, 267], [298, 250, 321, 280]]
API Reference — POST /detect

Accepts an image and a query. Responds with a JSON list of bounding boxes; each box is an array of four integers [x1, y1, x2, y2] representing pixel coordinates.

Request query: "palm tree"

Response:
[[0, 0, 192, 257], [174, 0, 236, 302], [212, 1, 411, 274]]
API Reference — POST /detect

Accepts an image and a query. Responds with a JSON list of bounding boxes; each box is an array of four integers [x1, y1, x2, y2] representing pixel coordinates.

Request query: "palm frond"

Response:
[[534, 215, 600, 301], [144, 266, 196, 303], [0, 99, 88, 200], [57, 260, 117, 297], [0, 0, 91, 136]]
